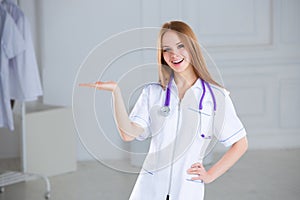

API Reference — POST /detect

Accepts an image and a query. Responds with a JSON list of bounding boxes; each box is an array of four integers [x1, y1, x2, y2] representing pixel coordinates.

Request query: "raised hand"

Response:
[[79, 81, 117, 92]]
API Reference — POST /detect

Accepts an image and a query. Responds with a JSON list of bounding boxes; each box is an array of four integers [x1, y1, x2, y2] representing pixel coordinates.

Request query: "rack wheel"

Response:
[[45, 192, 50, 199], [0, 187, 4, 193]]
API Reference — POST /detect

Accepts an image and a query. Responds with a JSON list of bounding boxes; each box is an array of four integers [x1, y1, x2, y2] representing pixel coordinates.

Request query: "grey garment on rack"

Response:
[[0, 5, 25, 130], [1, 0, 43, 102]]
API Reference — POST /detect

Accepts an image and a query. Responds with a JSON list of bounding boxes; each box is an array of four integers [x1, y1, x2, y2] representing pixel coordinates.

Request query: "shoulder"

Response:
[[135, 82, 163, 99], [208, 84, 232, 107], [142, 82, 163, 92], [210, 84, 230, 97]]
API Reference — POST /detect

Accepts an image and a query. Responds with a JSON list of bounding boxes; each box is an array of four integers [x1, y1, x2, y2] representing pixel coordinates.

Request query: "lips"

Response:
[[171, 58, 184, 64]]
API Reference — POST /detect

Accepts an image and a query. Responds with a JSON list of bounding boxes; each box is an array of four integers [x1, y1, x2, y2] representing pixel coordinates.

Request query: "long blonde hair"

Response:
[[157, 21, 222, 89]]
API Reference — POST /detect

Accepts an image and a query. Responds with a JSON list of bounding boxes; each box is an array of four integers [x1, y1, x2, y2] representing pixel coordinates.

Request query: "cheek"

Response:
[[179, 49, 189, 57], [163, 53, 170, 63], [181, 50, 191, 62]]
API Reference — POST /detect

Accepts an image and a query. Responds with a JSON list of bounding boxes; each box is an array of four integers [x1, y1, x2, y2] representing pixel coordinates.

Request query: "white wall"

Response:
[[1, 0, 299, 161]]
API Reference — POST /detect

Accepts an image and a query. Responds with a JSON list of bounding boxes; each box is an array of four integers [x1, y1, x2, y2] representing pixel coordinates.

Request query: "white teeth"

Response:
[[172, 58, 183, 64]]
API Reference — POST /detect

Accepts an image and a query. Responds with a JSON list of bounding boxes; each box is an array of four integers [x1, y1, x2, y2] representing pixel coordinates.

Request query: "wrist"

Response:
[[206, 169, 218, 183], [112, 85, 120, 95]]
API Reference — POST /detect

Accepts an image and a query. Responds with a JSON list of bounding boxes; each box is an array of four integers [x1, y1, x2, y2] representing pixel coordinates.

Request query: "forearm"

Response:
[[208, 136, 248, 181], [112, 86, 144, 141]]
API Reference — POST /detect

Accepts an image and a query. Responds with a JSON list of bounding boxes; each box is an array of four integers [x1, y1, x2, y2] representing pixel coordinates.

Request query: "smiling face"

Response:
[[161, 30, 193, 75], [158, 21, 222, 89]]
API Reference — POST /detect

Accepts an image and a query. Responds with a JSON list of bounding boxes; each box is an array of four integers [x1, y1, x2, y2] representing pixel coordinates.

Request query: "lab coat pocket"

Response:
[[196, 102, 217, 161], [141, 168, 155, 176], [130, 167, 156, 200], [185, 178, 204, 184], [198, 102, 214, 139], [178, 177, 205, 200]]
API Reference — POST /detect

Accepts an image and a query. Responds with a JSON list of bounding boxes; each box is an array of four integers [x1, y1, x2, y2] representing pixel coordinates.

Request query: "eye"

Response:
[[163, 47, 171, 52], [177, 43, 184, 49]]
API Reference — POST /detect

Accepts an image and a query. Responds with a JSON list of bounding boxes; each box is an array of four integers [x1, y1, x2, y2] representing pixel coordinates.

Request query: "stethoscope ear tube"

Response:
[[161, 77, 217, 117]]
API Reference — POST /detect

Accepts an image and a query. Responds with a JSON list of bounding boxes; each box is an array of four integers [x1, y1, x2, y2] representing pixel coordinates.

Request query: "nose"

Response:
[[170, 50, 180, 58]]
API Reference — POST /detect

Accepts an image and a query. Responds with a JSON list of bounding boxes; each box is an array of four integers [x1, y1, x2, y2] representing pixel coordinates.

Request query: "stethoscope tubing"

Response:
[[162, 76, 217, 113]]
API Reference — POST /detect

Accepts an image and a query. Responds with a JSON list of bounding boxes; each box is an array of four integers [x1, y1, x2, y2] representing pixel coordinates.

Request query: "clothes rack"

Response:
[[0, 103, 51, 199], [0, 0, 50, 198]]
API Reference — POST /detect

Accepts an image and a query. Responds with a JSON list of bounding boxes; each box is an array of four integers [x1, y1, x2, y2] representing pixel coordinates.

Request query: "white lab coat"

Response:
[[129, 78, 246, 200], [2, 0, 43, 101], [0, 6, 25, 130], [0, 0, 43, 130]]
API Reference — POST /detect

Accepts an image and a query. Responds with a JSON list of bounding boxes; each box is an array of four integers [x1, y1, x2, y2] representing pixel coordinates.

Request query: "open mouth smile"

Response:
[[171, 58, 184, 64]]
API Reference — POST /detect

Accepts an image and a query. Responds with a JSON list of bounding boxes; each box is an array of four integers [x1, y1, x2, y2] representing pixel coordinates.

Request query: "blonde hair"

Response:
[[157, 21, 222, 89]]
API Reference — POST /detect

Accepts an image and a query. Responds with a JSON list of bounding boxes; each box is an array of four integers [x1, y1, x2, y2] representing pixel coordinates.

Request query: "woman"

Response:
[[81, 21, 248, 200]]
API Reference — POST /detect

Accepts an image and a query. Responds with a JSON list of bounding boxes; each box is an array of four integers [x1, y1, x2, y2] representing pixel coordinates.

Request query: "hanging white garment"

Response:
[[2, 0, 43, 101], [0, 5, 25, 130]]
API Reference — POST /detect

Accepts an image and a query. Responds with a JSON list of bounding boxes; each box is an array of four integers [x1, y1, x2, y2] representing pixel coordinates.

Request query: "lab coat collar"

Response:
[[191, 78, 204, 90]]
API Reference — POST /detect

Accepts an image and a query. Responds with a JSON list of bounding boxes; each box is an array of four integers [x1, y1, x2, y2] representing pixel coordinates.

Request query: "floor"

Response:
[[0, 149, 299, 200]]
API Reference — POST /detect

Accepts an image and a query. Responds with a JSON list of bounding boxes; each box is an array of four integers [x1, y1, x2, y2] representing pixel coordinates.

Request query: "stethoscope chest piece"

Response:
[[160, 106, 170, 117]]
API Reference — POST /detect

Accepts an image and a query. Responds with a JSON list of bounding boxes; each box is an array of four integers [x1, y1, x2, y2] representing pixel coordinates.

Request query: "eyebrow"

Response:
[[162, 41, 182, 47]]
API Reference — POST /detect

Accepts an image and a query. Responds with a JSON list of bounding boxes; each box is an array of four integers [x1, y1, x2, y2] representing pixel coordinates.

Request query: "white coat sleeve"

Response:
[[2, 14, 25, 59], [129, 85, 151, 141], [216, 93, 247, 147]]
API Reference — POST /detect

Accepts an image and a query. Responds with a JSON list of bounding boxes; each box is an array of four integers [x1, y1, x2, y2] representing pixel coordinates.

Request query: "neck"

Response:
[[173, 70, 197, 99], [173, 71, 197, 89]]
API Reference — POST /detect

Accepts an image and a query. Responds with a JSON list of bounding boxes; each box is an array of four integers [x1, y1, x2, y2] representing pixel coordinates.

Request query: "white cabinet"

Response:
[[24, 105, 76, 176]]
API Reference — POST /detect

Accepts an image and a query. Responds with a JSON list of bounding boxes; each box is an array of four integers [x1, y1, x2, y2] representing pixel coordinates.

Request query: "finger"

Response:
[[191, 175, 202, 181], [197, 163, 204, 169], [190, 171, 202, 181], [79, 83, 95, 87], [187, 167, 201, 174], [80, 82, 104, 89], [187, 168, 196, 174], [191, 162, 201, 168]]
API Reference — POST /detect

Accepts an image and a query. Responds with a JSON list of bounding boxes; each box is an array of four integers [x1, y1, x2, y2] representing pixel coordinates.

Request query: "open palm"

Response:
[[79, 81, 117, 92]]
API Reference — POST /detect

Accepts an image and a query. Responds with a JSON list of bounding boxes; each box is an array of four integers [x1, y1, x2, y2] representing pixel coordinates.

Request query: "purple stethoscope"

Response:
[[160, 76, 217, 117]]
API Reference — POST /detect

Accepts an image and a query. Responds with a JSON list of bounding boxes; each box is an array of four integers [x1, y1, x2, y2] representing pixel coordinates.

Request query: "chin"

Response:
[[171, 64, 190, 73]]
